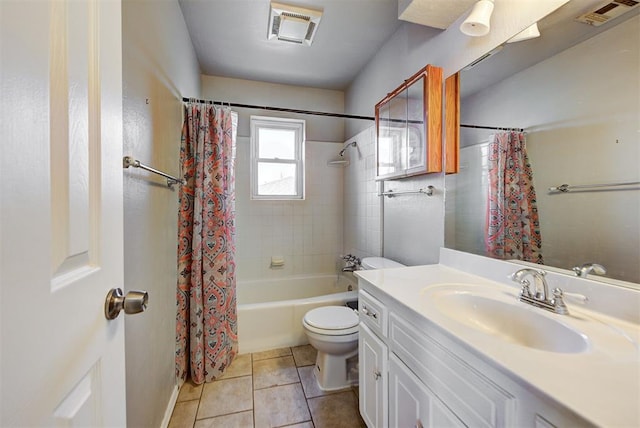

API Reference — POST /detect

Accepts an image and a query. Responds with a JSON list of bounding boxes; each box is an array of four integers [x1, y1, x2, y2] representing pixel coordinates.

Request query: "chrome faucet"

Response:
[[510, 268, 549, 301], [572, 263, 607, 278], [341, 254, 361, 272], [510, 268, 569, 315]]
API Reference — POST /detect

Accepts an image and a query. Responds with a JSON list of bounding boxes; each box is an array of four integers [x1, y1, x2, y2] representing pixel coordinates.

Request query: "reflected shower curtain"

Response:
[[176, 102, 238, 384], [486, 131, 543, 264]]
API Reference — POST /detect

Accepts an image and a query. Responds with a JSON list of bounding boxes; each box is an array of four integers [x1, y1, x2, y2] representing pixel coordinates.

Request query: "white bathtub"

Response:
[[237, 274, 358, 354]]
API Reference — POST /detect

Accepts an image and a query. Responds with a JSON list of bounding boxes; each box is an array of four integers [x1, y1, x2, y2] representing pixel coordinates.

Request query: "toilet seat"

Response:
[[303, 306, 359, 336]]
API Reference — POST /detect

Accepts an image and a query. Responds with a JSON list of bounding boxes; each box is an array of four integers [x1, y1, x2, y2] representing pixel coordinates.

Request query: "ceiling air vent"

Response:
[[268, 2, 323, 46], [575, 0, 639, 26]]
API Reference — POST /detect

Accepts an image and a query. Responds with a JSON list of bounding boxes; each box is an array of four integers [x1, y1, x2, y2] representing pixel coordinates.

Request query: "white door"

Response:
[[1, 0, 127, 425]]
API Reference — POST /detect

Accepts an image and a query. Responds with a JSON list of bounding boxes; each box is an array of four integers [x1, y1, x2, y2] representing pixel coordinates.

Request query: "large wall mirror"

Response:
[[445, 1, 640, 286]]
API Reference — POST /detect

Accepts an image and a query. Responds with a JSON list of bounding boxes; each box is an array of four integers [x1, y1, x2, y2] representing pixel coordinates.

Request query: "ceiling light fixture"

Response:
[[460, 0, 495, 37], [507, 22, 541, 43]]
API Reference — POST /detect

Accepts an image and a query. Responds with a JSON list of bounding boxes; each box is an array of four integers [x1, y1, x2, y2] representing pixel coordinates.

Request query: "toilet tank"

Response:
[[361, 257, 405, 270]]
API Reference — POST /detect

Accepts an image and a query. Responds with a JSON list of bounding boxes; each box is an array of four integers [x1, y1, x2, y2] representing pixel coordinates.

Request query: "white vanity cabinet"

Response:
[[359, 322, 387, 428], [359, 290, 388, 428], [389, 353, 464, 428], [358, 283, 593, 428]]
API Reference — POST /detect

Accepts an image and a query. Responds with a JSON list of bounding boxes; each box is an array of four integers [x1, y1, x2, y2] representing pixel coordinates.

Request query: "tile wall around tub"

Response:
[[343, 126, 382, 259], [235, 139, 344, 281]]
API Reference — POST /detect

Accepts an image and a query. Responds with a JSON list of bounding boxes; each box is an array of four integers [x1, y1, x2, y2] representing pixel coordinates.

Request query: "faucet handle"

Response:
[[562, 291, 589, 304], [552, 288, 569, 315], [519, 282, 533, 298]]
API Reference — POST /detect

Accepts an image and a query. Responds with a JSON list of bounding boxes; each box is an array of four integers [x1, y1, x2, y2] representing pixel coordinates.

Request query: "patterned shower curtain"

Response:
[[176, 102, 238, 384], [486, 131, 543, 264]]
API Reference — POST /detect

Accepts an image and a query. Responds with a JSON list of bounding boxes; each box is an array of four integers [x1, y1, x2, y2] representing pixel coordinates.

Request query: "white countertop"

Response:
[[355, 264, 640, 427]]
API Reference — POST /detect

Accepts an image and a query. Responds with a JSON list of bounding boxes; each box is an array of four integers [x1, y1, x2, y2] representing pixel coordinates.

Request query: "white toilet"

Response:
[[302, 256, 405, 391]]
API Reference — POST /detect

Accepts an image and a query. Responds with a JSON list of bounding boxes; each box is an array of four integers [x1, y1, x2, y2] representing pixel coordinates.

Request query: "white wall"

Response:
[[345, 0, 569, 137], [201, 75, 345, 142], [234, 139, 344, 281], [343, 0, 568, 266], [122, 1, 200, 426], [455, 15, 640, 283]]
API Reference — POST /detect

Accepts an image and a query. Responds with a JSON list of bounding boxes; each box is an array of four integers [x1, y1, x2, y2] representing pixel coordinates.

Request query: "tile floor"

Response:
[[169, 345, 366, 428]]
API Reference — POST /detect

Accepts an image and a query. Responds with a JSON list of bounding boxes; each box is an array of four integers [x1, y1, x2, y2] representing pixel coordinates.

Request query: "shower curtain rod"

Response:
[[182, 98, 375, 121], [461, 124, 524, 132]]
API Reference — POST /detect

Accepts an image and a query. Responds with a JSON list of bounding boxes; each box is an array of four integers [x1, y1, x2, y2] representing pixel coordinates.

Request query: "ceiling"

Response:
[[179, 0, 640, 93], [461, 0, 640, 99], [178, 0, 430, 90]]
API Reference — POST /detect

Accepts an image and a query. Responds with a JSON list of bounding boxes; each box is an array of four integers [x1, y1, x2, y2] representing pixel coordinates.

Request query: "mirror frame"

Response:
[[444, 72, 460, 174], [374, 64, 443, 180]]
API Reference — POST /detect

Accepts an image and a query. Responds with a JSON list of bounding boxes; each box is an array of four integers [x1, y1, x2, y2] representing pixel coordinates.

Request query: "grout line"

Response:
[[251, 352, 256, 428], [193, 385, 202, 428], [296, 358, 316, 428]]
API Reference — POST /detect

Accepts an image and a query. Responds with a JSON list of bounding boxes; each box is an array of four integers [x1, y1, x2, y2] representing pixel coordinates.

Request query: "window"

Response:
[[250, 116, 305, 200]]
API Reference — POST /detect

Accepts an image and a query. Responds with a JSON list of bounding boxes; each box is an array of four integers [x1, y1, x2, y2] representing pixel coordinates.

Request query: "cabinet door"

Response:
[[389, 354, 465, 428], [359, 323, 388, 428]]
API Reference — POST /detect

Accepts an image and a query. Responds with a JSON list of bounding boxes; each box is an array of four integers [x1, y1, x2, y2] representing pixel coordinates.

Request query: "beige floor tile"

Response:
[[291, 345, 317, 367], [253, 356, 300, 390], [298, 366, 350, 399], [194, 410, 254, 428], [252, 347, 292, 361], [219, 353, 252, 379], [177, 379, 204, 402], [284, 423, 314, 428], [254, 383, 311, 428], [197, 376, 253, 420], [308, 391, 365, 428], [169, 400, 199, 428]]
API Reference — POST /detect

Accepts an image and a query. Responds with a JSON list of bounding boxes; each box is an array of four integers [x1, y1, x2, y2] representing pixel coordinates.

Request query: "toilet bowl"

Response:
[[302, 256, 405, 391], [303, 305, 359, 391]]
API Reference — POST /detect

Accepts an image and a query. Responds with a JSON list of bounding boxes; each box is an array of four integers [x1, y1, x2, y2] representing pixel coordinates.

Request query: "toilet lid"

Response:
[[304, 306, 359, 330]]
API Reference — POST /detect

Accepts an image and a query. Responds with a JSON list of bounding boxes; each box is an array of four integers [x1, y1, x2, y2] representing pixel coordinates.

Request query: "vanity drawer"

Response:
[[389, 313, 515, 427], [359, 290, 387, 337]]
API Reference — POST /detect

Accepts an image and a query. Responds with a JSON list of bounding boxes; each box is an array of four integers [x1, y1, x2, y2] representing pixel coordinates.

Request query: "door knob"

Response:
[[104, 288, 149, 320]]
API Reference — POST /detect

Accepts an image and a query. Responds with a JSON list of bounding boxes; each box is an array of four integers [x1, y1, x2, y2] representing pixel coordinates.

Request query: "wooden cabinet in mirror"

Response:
[[375, 64, 442, 180]]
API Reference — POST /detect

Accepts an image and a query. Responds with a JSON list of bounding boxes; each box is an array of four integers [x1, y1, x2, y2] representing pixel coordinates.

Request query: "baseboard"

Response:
[[160, 383, 180, 428]]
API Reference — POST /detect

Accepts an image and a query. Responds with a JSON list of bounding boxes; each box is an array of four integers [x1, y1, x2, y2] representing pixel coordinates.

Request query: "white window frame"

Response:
[[250, 116, 305, 200]]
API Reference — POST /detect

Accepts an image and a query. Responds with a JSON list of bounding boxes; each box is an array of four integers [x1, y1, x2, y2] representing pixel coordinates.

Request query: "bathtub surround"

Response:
[[176, 103, 239, 383], [202, 75, 347, 282], [235, 140, 344, 281], [237, 275, 357, 353], [343, 126, 383, 259], [122, 0, 200, 426]]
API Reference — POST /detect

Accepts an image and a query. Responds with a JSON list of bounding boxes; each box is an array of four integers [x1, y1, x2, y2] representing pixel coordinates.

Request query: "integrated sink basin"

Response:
[[421, 284, 590, 354]]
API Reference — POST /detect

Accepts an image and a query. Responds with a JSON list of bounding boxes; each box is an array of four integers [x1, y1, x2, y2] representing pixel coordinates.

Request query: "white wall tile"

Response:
[[235, 140, 344, 280]]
